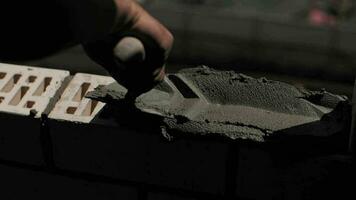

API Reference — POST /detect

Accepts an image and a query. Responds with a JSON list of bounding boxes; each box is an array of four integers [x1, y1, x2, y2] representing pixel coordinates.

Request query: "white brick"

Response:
[[0, 63, 69, 165], [0, 62, 69, 117], [49, 73, 115, 123]]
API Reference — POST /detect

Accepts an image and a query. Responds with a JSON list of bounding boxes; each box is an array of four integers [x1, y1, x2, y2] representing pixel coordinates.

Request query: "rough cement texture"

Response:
[[87, 66, 350, 142]]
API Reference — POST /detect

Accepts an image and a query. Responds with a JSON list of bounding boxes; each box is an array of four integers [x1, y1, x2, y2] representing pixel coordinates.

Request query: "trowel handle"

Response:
[[113, 36, 146, 67], [112, 36, 166, 100], [113, 36, 147, 100]]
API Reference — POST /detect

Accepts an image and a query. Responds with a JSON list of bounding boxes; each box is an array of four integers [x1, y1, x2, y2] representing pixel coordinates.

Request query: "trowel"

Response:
[[113, 36, 166, 105]]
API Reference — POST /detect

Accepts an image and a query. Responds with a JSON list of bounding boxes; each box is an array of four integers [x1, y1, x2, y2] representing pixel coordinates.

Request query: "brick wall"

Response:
[[0, 63, 352, 200]]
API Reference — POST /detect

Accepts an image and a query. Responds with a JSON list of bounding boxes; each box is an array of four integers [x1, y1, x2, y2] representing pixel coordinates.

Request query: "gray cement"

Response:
[[87, 66, 350, 142]]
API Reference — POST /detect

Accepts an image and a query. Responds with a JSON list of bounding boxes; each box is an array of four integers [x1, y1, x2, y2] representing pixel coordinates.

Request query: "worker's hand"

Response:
[[83, 0, 173, 98]]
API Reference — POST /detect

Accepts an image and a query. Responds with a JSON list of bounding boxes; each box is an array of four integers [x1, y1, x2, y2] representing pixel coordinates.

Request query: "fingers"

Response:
[[111, 1, 172, 95], [113, 0, 174, 59], [84, 0, 173, 97]]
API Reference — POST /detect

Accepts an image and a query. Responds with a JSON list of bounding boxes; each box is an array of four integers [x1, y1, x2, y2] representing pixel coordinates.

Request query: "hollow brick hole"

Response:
[[24, 101, 35, 108], [66, 107, 77, 114], [73, 82, 91, 102], [33, 77, 52, 96], [9, 86, 29, 106], [1, 74, 22, 93], [27, 76, 37, 83], [82, 100, 99, 116], [0, 72, 6, 79]]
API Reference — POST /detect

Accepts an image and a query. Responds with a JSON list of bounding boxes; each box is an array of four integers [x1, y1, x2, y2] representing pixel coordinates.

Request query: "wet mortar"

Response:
[[87, 66, 350, 142]]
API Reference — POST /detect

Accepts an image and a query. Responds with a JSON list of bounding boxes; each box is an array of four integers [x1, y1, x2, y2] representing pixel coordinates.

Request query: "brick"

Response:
[[235, 135, 349, 200], [0, 164, 137, 200], [0, 63, 69, 165], [49, 120, 150, 185], [48, 73, 149, 186], [49, 73, 115, 123], [281, 155, 354, 200], [49, 119, 229, 195], [0, 63, 69, 117], [144, 137, 229, 195], [236, 146, 282, 200], [48, 73, 229, 194]]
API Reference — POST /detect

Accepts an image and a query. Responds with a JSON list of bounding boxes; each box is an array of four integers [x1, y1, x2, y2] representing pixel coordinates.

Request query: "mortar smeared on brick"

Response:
[[87, 66, 350, 142]]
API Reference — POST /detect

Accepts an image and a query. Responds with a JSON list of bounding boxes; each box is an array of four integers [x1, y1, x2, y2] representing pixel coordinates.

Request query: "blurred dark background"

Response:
[[13, 0, 356, 97]]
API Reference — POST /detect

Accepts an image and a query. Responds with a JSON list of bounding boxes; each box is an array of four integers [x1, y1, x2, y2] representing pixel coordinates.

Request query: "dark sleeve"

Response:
[[0, 0, 117, 61]]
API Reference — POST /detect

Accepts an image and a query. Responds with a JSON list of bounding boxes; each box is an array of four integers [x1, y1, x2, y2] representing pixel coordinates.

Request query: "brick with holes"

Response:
[[49, 73, 115, 123], [0, 62, 70, 165]]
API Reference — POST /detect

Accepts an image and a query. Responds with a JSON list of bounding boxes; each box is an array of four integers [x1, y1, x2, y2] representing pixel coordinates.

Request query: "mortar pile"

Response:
[[87, 66, 350, 142]]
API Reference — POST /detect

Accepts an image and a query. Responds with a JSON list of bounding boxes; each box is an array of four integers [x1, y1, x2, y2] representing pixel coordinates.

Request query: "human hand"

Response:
[[83, 0, 173, 98]]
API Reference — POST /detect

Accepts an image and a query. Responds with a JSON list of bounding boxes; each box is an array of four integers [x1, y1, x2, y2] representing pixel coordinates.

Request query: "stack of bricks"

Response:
[[0, 62, 350, 200]]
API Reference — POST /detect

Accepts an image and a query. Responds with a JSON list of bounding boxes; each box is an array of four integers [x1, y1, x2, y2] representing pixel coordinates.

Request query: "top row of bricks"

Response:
[[0, 63, 115, 122]]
